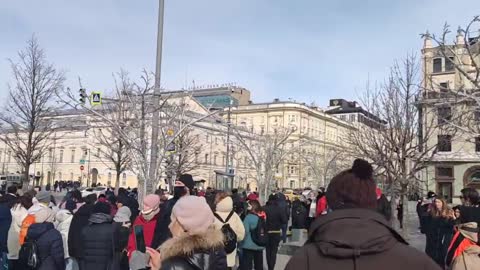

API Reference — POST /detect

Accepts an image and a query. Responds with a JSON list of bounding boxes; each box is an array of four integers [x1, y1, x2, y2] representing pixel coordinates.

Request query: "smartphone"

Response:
[[134, 225, 146, 253]]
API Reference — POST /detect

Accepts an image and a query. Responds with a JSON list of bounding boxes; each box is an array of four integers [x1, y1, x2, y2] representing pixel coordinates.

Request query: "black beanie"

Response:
[[93, 201, 111, 215], [178, 174, 195, 190]]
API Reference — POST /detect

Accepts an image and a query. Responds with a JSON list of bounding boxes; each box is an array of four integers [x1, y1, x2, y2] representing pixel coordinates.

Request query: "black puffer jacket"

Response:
[[264, 200, 288, 232], [159, 227, 227, 270], [24, 222, 65, 270], [79, 213, 115, 270], [69, 203, 94, 258]]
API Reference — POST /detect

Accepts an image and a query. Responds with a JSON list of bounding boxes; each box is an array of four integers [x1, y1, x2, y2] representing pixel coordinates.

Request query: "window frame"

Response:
[[433, 58, 443, 73], [437, 135, 452, 152]]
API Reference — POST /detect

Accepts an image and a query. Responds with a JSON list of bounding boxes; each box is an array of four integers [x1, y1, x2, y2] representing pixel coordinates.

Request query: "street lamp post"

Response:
[[147, 0, 165, 195]]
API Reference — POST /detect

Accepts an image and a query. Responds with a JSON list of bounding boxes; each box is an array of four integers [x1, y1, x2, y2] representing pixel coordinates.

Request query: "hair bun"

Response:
[[352, 159, 373, 180]]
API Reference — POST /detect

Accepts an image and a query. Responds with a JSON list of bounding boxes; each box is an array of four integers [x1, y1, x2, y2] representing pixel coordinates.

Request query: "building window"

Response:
[[58, 172, 62, 180], [445, 57, 455, 71], [122, 173, 127, 186], [433, 58, 442, 73], [71, 149, 76, 163], [195, 152, 199, 163], [475, 111, 480, 123], [339, 115, 346, 121], [59, 150, 64, 163], [438, 135, 452, 152], [48, 149, 53, 162], [70, 172, 74, 180], [7, 151, 11, 163], [260, 126, 265, 135], [82, 149, 88, 159], [476, 137, 480, 152], [349, 114, 356, 122], [214, 154, 218, 165], [437, 107, 451, 125], [204, 154, 209, 164], [436, 167, 454, 178], [439, 82, 449, 92]]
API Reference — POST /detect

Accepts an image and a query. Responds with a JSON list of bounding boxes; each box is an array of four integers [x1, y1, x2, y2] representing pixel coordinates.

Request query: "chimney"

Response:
[[456, 27, 465, 45], [423, 30, 432, 49]]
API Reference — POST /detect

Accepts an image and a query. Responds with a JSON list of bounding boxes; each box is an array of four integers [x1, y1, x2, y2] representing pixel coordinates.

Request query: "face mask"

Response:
[[173, 187, 187, 198]]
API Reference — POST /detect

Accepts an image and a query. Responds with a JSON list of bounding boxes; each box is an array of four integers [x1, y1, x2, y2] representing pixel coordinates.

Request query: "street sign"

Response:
[[79, 159, 86, 165], [166, 128, 174, 136], [80, 165, 85, 171], [91, 92, 102, 105]]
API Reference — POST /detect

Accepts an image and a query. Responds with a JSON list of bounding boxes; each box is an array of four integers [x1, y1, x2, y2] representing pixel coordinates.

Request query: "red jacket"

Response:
[[316, 196, 327, 217], [127, 213, 159, 258]]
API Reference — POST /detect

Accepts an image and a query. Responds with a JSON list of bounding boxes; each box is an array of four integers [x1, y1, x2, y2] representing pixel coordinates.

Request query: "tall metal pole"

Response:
[[148, 0, 165, 193], [225, 100, 233, 173]]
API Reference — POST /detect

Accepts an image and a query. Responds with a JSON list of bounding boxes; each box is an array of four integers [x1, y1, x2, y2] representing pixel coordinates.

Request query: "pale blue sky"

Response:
[[1, 0, 479, 105]]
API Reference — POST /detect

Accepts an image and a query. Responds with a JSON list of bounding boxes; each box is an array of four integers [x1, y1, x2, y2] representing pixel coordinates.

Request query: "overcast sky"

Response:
[[1, 0, 479, 106]]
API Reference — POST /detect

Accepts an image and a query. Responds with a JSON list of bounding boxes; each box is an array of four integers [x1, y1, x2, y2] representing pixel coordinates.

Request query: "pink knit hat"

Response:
[[172, 196, 214, 235], [142, 194, 160, 213]]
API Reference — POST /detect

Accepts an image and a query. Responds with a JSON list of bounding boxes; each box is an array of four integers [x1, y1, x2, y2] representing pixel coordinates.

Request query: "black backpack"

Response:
[[18, 238, 41, 270], [214, 211, 237, 254], [251, 215, 268, 247]]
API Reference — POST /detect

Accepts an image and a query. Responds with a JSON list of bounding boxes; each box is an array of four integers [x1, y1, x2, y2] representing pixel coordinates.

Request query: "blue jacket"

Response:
[[25, 222, 65, 270], [0, 205, 12, 253], [239, 214, 265, 251]]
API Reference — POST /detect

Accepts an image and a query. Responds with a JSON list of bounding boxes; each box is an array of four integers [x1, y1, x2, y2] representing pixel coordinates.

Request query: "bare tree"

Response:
[[57, 70, 219, 202], [348, 55, 450, 236], [233, 126, 296, 201], [88, 70, 134, 191], [167, 127, 203, 176], [302, 145, 350, 187], [0, 37, 65, 191]]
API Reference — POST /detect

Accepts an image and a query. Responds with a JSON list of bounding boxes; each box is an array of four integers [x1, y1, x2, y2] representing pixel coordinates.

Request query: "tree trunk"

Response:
[[22, 165, 30, 192], [401, 193, 409, 240], [389, 188, 397, 228], [115, 171, 121, 194]]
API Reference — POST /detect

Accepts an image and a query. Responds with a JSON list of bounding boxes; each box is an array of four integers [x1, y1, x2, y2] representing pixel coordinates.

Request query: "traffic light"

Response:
[[79, 88, 87, 104]]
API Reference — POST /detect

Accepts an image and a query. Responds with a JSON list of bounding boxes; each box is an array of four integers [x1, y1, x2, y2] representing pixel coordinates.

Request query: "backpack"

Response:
[[214, 211, 237, 254], [251, 215, 268, 247], [18, 238, 41, 270]]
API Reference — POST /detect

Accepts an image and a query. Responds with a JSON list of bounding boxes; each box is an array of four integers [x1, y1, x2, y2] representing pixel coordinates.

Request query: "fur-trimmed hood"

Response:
[[159, 226, 224, 261]]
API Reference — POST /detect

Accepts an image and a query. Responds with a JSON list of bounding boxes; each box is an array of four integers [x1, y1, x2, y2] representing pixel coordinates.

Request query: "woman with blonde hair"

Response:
[[425, 198, 455, 267], [213, 192, 245, 270]]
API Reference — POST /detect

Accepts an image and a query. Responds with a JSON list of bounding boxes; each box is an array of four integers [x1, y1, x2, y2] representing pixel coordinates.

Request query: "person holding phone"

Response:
[[127, 194, 161, 259], [146, 196, 227, 270]]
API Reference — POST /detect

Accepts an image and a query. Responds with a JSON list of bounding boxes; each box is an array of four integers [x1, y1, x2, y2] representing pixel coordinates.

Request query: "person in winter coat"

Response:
[[275, 192, 289, 243], [0, 201, 12, 270], [239, 200, 265, 270], [264, 194, 288, 270], [291, 197, 308, 229], [424, 198, 455, 267], [19, 191, 52, 245], [445, 221, 480, 270], [145, 195, 227, 270], [151, 174, 194, 248], [113, 206, 132, 270], [127, 194, 160, 258], [7, 195, 32, 268], [117, 188, 140, 224], [21, 205, 65, 270], [79, 202, 115, 270], [285, 159, 441, 270], [213, 192, 245, 269], [55, 209, 73, 270], [376, 188, 391, 221], [315, 193, 328, 217], [2, 186, 18, 209], [68, 193, 97, 266]]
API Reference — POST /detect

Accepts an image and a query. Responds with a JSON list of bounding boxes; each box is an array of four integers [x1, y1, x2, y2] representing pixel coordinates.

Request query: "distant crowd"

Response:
[[1, 159, 478, 270]]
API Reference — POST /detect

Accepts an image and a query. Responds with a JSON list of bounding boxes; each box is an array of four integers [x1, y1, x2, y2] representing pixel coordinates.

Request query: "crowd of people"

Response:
[[1, 159, 479, 270], [416, 188, 480, 269]]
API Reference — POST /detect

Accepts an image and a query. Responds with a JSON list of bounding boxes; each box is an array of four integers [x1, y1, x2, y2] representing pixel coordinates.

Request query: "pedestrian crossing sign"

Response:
[[91, 92, 102, 105]]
